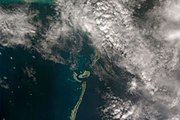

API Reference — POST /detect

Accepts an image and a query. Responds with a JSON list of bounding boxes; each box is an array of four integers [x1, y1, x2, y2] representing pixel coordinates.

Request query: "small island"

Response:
[[73, 72, 81, 83], [78, 70, 91, 79], [70, 81, 86, 120], [92, 49, 101, 67], [71, 48, 101, 120]]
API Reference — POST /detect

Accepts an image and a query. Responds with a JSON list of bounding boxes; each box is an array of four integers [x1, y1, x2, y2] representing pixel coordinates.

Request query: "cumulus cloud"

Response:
[[0, 78, 9, 90], [99, 92, 134, 120]]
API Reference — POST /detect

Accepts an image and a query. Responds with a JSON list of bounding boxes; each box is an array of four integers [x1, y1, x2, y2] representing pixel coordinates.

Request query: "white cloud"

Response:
[[0, 7, 36, 48], [89, 0, 180, 119]]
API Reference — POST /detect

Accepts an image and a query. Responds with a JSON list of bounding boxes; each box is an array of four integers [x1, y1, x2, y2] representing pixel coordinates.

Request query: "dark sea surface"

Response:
[[0, 46, 82, 120], [76, 75, 103, 120]]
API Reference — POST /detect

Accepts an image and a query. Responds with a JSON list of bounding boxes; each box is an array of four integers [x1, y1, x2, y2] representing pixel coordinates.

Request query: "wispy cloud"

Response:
[[0, 6, 36, 48]]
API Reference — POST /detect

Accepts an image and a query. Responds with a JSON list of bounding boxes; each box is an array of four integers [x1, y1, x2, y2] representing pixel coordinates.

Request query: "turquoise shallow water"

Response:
[[0, 0, 54, 4]]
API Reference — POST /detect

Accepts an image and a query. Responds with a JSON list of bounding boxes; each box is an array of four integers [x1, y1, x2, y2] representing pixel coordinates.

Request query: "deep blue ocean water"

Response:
[[0, 46, 83, 120]]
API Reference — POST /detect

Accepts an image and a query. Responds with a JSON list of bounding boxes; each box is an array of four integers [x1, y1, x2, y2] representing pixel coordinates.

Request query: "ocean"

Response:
[[0, 46, 80, 120]]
